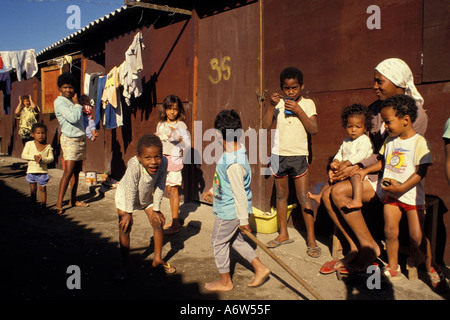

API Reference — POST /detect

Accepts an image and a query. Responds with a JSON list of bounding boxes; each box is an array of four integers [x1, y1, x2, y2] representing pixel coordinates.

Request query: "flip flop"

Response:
[[320, 259, 339, 274], [156, 262, 176, 274], [266, 239, 294, 248], [73, 201, 89, 208], [307, 246, 322, 258]]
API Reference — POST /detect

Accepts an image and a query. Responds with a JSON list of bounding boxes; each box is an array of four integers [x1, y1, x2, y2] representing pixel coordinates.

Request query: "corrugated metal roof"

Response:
[[36, 6, 129, 57]]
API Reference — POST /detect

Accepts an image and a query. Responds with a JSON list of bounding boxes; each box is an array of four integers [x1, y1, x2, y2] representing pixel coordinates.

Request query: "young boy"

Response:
[[262, 67, 320, 257], [115, 134, 175, 279], [358, 94, 447, 291], [21, 122, 54, 214], [203, 110, 270, 292]]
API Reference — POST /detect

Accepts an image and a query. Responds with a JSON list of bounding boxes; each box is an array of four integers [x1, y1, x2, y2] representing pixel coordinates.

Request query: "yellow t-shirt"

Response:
[[271, 97, 317, 156]]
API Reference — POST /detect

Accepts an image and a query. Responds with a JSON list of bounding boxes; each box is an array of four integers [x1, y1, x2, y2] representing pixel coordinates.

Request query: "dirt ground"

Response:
[[1, 155, 449, 305]]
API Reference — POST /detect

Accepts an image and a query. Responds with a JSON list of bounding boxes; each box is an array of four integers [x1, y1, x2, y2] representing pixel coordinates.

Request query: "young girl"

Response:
[[156, 95, 191, 235], [358, 95, 447, 292], [115, 134, 175, 279], [21, 123, 54, 214], [307, 104, 373, 209]]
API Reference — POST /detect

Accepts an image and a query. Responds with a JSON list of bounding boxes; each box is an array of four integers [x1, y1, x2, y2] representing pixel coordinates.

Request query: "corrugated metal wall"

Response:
[[1, 0, 449, 262]]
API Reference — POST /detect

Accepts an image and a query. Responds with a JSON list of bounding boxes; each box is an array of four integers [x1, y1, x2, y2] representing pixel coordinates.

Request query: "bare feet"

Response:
[[306, 192, 321, 205], [248, 267, 270, 288], [205, 274, 234, 292], [343, 199, 363, 209]]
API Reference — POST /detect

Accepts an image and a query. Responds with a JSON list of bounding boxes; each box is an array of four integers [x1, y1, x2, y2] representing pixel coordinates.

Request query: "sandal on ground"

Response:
[[320, 259, 340, 274], [155, 262, 176, 274], [428, 266, 449, 293], [382, 264, 402, 281], [163, 225, 180, 235], [306, 246, 322, 258], [54, 207, 64, 215], [266, 239, 294, 248], [72, 201, 89, 208]]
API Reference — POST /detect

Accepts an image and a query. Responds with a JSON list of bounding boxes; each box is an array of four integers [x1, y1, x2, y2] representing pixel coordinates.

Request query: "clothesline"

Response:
[[0, 49, 38, 81], [85, 32, 144, 130]]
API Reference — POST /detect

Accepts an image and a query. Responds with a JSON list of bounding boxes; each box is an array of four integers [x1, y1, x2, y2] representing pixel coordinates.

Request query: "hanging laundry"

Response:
[[83, 73, 91, 95], [88, 72, 103, 107], [102, 66, 119, 108], [122, 32, 144, 105], [0, 49, 38, 81], [0, 72, 11, 114], [95, 75, 107, 126], [53, 55, 73, 69]]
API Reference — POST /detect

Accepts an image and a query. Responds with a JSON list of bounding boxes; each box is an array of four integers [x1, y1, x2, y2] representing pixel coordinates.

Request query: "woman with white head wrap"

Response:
[[319, 58, 428, 275], [373, 58, 428, 139]]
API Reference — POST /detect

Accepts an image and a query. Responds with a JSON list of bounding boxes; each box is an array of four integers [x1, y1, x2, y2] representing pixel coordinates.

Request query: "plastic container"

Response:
[[249, 204, 297, 234], [85, 172, 97, 185]]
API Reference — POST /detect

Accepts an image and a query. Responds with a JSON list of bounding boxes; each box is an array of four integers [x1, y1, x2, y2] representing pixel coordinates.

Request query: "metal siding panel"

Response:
[[423, 0, 450, 82], [263, 0, 423, 93], [195, 3, 262, 206]]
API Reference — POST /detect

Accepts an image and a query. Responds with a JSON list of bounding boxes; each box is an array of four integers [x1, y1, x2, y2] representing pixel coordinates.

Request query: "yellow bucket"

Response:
[[249, 204, 297, 234]]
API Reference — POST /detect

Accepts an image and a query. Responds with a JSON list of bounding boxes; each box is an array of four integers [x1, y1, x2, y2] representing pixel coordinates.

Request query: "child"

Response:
[[262, 67, 320, 257], [21, 122, 54, 214], [156, 95, 191, 235], [114, 134, 175, 279], [307, 104, 373, 209], [80, 94, 99, 142], [15, 94, 40, 145], [358, 94, 447, 292], [203, 109, 270, 291]]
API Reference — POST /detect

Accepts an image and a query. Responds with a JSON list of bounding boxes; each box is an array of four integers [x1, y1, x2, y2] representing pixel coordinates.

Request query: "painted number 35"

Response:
[[208, 56, 231, 84]]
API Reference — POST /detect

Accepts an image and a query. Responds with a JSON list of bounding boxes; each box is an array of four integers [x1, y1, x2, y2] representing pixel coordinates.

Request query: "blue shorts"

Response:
[[26, 173, 50, 186], [269, 155, 309, 179]]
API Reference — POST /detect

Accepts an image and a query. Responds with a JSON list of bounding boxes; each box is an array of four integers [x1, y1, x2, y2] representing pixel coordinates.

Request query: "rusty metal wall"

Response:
[[194, 2, 262, 205], [102, 20, 194, 199], [261, 0, 450, 263]]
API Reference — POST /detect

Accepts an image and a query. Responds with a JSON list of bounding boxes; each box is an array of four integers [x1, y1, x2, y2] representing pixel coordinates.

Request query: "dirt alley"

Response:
[[1, 155, 449, 303]]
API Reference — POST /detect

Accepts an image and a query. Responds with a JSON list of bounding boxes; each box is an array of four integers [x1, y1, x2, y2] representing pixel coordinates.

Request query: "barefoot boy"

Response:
[[21, 122, 54, 214], [204, 110, 270, 291]]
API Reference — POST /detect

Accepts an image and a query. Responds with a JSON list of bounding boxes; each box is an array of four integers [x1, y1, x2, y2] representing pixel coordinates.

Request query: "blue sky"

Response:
[[2, 0, 124, 53]]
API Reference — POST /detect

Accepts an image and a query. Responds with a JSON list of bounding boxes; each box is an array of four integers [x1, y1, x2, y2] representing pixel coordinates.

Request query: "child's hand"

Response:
[[203, 191, 213, 203], [270, 93, 281, 106], [330, 161, 339, 171], [150, 210, 166, 228], [381, 179, 403, 194], [72, 93, 79, 105], [284, 98, 299, 114], [239, 224, 252, 234], [34, 154, 42, 163]]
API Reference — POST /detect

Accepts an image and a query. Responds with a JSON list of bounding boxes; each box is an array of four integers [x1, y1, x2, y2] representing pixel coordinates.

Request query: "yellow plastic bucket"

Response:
[[249, 204, 297, 234]]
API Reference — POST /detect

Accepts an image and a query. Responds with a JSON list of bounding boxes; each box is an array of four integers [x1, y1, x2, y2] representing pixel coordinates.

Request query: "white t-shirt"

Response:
[[334, 134, 373, 165], [271, 97, 317, 156], [379, 134, 432, 206]]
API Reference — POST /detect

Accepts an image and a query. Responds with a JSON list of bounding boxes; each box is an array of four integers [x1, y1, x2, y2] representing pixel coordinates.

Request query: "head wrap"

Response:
[[375, 58, 424, 107]]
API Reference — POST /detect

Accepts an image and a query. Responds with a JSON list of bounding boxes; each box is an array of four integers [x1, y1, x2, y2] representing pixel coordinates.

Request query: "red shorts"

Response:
[[383, 195, 425, 212]]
